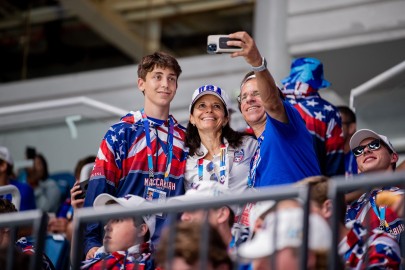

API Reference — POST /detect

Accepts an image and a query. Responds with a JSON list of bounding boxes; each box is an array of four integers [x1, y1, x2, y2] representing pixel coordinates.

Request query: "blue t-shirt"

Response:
[[255, 101, 321, 187]]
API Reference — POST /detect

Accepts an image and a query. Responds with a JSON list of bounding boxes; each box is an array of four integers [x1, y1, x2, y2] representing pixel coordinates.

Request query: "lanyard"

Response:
[[369, 192, 389, 231], [247, 135, 263, 188], [141, 109, 174, 182], [198, 144, 227, 184]]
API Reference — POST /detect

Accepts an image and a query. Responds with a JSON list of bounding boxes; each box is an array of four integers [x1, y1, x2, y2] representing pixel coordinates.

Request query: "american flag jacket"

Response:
[[84, 110, 188, 254], [339, 220, 401, 269], [346, 187, 405, 239], [81, 242, 154, 270], [16, 237, 55, 270]]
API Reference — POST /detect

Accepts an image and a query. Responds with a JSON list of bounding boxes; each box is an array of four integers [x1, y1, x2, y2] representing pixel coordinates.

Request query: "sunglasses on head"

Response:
[[352, 139, 381, 157]]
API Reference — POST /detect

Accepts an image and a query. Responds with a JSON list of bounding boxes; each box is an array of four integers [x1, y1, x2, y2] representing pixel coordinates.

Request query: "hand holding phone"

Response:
[[73, 162, 94, 201], [207, 35, 242, 54]]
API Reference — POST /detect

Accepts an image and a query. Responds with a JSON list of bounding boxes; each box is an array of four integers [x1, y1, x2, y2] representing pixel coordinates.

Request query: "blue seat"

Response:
[[44, 234, 70, 270], [49, 172, 75, 202]]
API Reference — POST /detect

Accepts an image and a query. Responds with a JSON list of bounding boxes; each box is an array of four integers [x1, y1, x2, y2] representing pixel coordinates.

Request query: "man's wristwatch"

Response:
[[251, 57, 267, 72]]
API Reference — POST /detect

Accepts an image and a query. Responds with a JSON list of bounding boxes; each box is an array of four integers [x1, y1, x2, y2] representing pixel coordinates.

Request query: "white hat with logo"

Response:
[[94, 193, 156, 239], [238, 207, 331, 259], [189, 84, 231, 115]]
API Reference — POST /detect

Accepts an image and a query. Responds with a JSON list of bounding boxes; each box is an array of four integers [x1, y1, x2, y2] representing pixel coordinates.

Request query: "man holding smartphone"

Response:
[[228, 31, 320, 187], [83, 52, 188, 259]]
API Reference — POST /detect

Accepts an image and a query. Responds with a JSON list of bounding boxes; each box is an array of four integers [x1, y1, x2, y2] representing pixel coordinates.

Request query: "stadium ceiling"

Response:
[[0, 0, 255, 83]]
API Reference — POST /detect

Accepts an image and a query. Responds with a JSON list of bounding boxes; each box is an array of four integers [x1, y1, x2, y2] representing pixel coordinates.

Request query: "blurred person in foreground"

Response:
[[156, 221, 232, 270], [173, 181, 237, 251], [238, 206, 331, 270], [281, 57, 345, 177], [228, 31, 320, 188], [81, 194, 156, 270], [299, 175, 400, 269], [346, 129, 404, 238], [0, 198, 55, 270]]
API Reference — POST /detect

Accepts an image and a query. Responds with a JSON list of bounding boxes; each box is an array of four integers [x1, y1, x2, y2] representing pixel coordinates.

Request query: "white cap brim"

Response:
[[350, 129, 395, 153]]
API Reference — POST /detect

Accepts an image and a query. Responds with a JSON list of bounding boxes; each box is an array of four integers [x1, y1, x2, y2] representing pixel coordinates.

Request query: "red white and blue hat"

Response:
[[189, 84, 231, 115], [281, 57, 331, 90]]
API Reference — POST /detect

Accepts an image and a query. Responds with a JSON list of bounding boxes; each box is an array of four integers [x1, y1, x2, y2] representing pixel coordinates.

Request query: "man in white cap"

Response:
[[0, 146, 36, 211], [346, 129, 404, 238], [81, 193, 156, 270], [238, 207, 331, 270]]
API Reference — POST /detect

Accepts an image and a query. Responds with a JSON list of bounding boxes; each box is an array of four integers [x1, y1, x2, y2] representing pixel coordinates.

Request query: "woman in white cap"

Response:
[[184, 84, 257, 194]]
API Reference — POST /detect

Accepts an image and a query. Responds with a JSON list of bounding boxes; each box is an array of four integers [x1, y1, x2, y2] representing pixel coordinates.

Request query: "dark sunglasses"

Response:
[[352, 139, 381, 157]]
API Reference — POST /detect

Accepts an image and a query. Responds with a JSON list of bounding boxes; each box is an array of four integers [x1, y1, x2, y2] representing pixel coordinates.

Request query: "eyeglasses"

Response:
[[237, 91, 260, 103], [352, 139, 381, 157], [206, 161, 218, 181]]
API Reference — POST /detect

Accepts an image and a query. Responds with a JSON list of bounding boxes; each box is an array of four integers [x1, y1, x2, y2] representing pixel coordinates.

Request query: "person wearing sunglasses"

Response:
[[346, 129, 404, 239], [350, 129, 398, 173]]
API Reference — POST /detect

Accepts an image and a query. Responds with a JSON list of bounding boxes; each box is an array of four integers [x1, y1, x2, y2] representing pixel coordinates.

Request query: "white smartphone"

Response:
[[207, 35, 242, 54]]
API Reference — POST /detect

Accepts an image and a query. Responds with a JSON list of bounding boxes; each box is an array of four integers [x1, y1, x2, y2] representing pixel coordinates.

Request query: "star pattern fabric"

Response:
[[83, 110, 188, 254], [346, 187, 405, 239], [282, 83, 345, 176], [16, 237, 55, 270], [81, 243, 154, 270], [339, 221, 401, 269]]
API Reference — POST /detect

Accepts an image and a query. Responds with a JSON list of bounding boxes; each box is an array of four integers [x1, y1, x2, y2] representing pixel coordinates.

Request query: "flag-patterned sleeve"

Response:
[[83, 124, 125, 255], [324, 109, 345, 176], [366, 231, 401, 269]]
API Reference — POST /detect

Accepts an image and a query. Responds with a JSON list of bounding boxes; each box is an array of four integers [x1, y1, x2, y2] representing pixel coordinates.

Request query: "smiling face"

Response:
[[189, 94, 228, 135], [355, 137, 398, 173], [239, 79, 267, 133], [138, 66, 178, 110]]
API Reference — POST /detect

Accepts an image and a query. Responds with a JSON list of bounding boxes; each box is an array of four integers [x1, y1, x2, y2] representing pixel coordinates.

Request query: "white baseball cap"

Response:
[[189, 84, 231, 116], [248, 200, 276, 235], [350, 129, 396, 154], [94, 193, 156, 239], [238, 207, 331, 259], [0, 146, 13, 166], [172, 181, 239, 215]]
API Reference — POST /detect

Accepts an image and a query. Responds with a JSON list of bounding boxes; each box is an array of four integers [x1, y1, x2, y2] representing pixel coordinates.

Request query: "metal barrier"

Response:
[[0, 210, 48, 270], [2, 171, 405, 269], [328, 170, 405, 270], [71, 184, 311, 270]]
